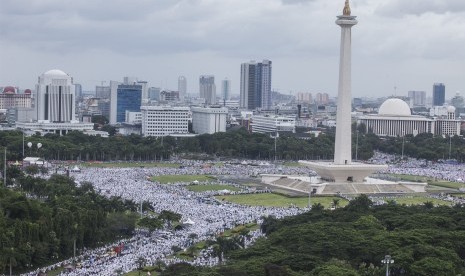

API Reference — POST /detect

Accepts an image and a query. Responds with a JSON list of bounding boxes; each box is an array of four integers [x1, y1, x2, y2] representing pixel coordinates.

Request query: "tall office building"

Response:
[[296, 92, 312, 103], [96, 85, 111, 99], [109, 80, 142, 124], [178, 76, 187, 100], [199, 75, 216, 105], [221, 78, 231, 105], [35, 69, 76, 122], [148, 87, 161, 101], [75, 84, 82, 99], [240, 60, 272, 110], [408, 91, 426, 107], [433, 83, 445, 106]]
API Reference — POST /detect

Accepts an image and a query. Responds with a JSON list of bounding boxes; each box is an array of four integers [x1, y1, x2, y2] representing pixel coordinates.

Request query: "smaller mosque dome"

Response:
[[378, 98, 411, 116], [43, 69, 68, 76], [24, 89, 32, 94]]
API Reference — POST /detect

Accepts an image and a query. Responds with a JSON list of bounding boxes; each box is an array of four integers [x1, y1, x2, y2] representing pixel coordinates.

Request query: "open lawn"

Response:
[[151, 174, 215, 184], [428, 181, 465, 190], [392, 174, 465, 190], [215, 193, 348, 209], [45, 267, 65, 276], [186, 184, 241, 192], [389, 196, 453, 206], [84, 162, 181, 168], [283, 162, 304, 167], [125, 270, 159, 276]]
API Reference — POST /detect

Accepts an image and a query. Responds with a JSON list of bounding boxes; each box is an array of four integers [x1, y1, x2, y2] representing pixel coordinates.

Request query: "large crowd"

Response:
[[23, 156, 465, 275], [371, 152, 465, 184], [23, 162, 307, 276]]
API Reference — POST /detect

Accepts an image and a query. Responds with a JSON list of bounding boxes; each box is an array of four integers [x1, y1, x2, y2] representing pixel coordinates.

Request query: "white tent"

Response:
[[71, 166, 81, 172], [182, 218, 195, 226]]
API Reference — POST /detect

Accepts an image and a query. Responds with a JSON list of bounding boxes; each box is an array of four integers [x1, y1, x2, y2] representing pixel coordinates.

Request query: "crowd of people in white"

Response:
[[23, 155, 465, 275], [23, 162, 307, 276], [371, 152, 465, 184]]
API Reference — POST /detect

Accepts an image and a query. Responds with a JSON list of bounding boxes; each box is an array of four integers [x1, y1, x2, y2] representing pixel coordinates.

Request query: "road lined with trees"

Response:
[[2, 125, 464, 166]]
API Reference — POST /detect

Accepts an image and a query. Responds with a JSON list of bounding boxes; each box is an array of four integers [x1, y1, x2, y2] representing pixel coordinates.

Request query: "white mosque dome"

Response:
[[378, 98, 411, 116], [447, 106, 456, 113], [43, 69, 68, 76]]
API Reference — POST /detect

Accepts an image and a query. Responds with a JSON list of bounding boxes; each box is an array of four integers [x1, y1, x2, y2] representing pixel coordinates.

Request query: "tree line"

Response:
[[0, 173, 138, 275], [0, 127, 463, 164], [160, 195, 465, 275]]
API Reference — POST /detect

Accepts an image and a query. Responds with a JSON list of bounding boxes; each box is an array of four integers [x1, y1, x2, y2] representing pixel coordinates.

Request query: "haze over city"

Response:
[[1, 0, 464, 98]]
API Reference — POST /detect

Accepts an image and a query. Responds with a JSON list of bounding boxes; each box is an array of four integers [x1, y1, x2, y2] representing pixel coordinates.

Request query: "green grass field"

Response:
[[215, 193, 348, 209], [186, 184, 241, 192], [391, 174, 464, 190], [84, 162, 180, 168], [282, 162, 304, 167], [389, 196, 453, 206], [151, 174, 215, 184], [125, 270, 159, 276]]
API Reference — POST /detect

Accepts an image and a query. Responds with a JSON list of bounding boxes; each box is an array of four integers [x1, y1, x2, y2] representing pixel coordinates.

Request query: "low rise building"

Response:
[[141, 106, 189, 137], [251, 115, 296, 134], [191, 106, 228, 134]]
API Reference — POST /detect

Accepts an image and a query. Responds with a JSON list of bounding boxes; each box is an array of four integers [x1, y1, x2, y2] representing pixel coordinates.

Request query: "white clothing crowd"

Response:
[[23, 161, 305, 276]]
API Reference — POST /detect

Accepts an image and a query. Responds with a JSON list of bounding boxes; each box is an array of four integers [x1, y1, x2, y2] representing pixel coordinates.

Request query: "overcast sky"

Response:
[[1, 0, 464, 98]]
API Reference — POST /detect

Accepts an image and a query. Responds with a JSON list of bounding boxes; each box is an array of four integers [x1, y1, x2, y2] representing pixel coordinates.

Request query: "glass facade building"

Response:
[[433, 83, 445, 106], [116, 84, 142, 123]]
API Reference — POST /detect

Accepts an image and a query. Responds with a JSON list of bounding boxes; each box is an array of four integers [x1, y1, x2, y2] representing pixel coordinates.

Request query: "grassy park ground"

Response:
[[186, 184, 241, 192], [150, 174, 215, 184], [387, 196, 453, 206], [391, 174, 465, 190], [282, 162, 304, 167], [215, 193, 348, 209], [84, 162, 181, 168]]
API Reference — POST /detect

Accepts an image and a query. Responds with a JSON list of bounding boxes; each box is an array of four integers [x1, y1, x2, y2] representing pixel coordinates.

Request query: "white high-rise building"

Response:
[[191, 106, 228, 134], [140, 106, 190, 137], [178, 76, 187, 100], [408, 91, 426, 107], [35, 69, 76, 122], [199, 75, 216, 105]]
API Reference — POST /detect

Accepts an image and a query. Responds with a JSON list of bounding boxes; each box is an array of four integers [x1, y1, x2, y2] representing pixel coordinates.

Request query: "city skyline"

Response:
[[1, 0, 464, 98]]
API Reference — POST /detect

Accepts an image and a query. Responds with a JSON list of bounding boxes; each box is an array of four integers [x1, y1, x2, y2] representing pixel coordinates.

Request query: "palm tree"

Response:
[[333, 198, 340, 209], [155, 259, 165, 271], [135, 256, 146, 276]]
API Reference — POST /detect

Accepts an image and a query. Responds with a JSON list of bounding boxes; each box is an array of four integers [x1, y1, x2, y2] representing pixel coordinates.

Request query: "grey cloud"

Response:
[[0, 0, 334, 58], [281, 0, 315, 5], [376, 0, 465, 16]]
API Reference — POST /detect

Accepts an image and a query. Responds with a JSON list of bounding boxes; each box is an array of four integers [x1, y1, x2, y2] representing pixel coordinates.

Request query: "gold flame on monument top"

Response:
[[343, 0, 351, 16]]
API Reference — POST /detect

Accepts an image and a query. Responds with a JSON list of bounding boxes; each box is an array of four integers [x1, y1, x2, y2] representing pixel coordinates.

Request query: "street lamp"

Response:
[[401, 132, 405, 160], [449, 135, 452, 160], [381, 255, 394, 276], [274, 131, 279, 162], [2, 147, 6, 187], [308, 173, 312, 209]]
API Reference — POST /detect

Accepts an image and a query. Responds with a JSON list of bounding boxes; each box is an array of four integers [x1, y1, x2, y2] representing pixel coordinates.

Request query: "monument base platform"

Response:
[[261, 174, 427, 195], [299, 160, 388, 182]]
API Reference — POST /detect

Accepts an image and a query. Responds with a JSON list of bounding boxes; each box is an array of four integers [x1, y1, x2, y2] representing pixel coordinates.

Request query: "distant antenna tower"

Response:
[[393, 85, 397, 96]]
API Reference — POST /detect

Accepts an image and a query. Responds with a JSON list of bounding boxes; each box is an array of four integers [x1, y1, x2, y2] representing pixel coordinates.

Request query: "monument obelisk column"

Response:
[[334, 0, 358, 165]]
